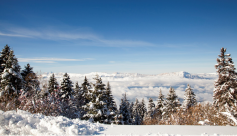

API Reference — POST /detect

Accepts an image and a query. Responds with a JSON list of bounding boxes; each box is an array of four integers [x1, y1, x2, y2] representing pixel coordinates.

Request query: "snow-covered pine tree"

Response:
[[132, 98, 142, 125], [213, 47, 237, 113], [103, 81, 117, 124], [182, 84, 197, 110], [119, 93, 132, 124], [21, 63, 40, 95], [0, 50, 22, 110], [0, 45, 11, 75], [47, 73, 59, 96], [60, 73, 77, 118], [154, 89, 165, 117], [163, 87, 178, 117], [82, 75, 107, 123], [129, 102, 134, 120], [81, 76, 91, 104], [140, 98, 147, 120], [74, 81, 85, 118], [147, 98, 155, 119]]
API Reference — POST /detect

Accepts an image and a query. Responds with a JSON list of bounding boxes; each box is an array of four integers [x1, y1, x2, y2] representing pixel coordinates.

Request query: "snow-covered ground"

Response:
[[1, 109, 237, 136], [41, 71, 218, 106]]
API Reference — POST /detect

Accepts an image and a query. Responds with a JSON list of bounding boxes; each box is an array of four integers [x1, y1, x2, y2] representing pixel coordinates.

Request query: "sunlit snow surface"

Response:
[[41, 71, 218, 106], [1, 110, 237, 136]]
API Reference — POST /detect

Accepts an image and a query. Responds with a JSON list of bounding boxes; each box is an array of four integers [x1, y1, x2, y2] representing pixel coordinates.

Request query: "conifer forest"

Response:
[[0, 44, 237, 126]]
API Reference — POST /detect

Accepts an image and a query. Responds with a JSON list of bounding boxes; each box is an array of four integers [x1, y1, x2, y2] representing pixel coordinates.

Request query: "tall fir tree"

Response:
[[119, 93, 132, 124], [81, 76, 91, 104], [0, 45, 11, 75], [132, 98, 142, 125], [21, 63, 40, 95], [182, 84, 197, 110], [82, 75, 107, 123], [103, 81, 117, 124], [60, 73, 77, 118], [140, 98, 147, 120], [213, 47, 237, 112], [147, 98, 155, 118], [154, 89, 165, 117], [47, 73, 59, 95], [163, 87, 178, 117], [0, 50, 22, 110]]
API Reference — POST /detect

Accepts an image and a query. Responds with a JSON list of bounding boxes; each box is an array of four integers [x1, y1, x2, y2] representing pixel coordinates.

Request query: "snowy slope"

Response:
[[40, 71, 218, 106], [1, 109, 237, 136]]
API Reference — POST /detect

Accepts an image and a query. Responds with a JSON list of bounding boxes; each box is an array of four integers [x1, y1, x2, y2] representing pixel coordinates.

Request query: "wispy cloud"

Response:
[[18, 58, 94, 63], [0, 26, 155, 47]]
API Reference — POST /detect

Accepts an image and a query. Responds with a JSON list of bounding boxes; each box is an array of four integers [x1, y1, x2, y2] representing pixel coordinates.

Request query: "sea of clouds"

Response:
[[41, 71, 218, 107]]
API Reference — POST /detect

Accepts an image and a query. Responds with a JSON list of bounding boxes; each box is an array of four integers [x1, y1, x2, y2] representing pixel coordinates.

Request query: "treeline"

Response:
[[0, 45, 237, 126]]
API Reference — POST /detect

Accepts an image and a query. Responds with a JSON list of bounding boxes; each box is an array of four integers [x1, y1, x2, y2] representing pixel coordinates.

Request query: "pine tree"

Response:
[[60, 73, 77, 118], [81, 76, 91, 104], [154, 89, 165, 117], [147, 98, 155, 118], [140, 98, 147, 120], [21, 63, 40, 95], [213, 47, 237, 112], [0, 50, 22, 110], [163, 87, 178, 117], [103, 81, 117, 124], [0, 45, 11, 75], [119, 93, 132, 124], [47, 73, 59, 95], [132, 98, 142, 125], [182, 84, 197, 110], [82, 75, 107, 123]]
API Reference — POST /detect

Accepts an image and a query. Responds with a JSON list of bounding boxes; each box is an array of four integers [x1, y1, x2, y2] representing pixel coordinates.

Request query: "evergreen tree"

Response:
[[213, 47, 237, 112], [163, 87, 178, 116], [154, 89, 165, 117], [81, 76, 91, 104], [147, 98, 155, 118], [140, 98, 147, 120], [0, 45, 11, 75], [0, 50, 22, 110], [82, 75, 107, 123], [132, 98, 142, 125], [47, 73, 59, 95], [119, 93, 132, 124], [103, 81, 117, 124], [21, 63, 40, 95], [182, 84, 197, 110], [60, 73, 77, 118]]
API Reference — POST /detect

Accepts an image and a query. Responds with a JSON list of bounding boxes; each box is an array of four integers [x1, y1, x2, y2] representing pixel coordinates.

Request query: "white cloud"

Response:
[[0, 26, 155, 47], [18, 58, 94, 63]]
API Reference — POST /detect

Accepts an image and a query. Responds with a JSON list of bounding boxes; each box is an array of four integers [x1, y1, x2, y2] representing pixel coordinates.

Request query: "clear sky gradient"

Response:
[[0, 0, 237, 74]]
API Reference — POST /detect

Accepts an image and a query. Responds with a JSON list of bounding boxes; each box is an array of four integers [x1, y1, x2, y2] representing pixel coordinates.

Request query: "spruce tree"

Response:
[[103, 81, 117, 124], [21, 63, 40, 95], [140, 98, 147, 120], [60, 73, 77, 118], [0, 50, 22, 110], [147, 98, 155, 118], [182, 84, 197, 110], [82, 75, 107, 123], [155, 89, 165, 117], [0, 45, 11, 74], [132, 98, 142, 125], [163, 87, 178, 117], [119, 93, 132, 124], [81, 76, 91, 104], [47, 73, 59, 95], [213, 47, 237, 112]]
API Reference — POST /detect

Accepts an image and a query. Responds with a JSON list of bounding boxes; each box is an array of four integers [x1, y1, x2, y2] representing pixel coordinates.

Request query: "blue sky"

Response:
[[0, 0, 237, 74]]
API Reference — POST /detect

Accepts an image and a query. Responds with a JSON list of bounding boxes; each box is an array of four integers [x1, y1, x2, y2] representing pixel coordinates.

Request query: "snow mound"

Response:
[[0, 110, 104, 135]]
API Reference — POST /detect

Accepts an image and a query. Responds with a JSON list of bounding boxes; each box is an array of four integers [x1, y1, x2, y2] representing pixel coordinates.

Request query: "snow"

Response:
[[1, 110, 237, 136]]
